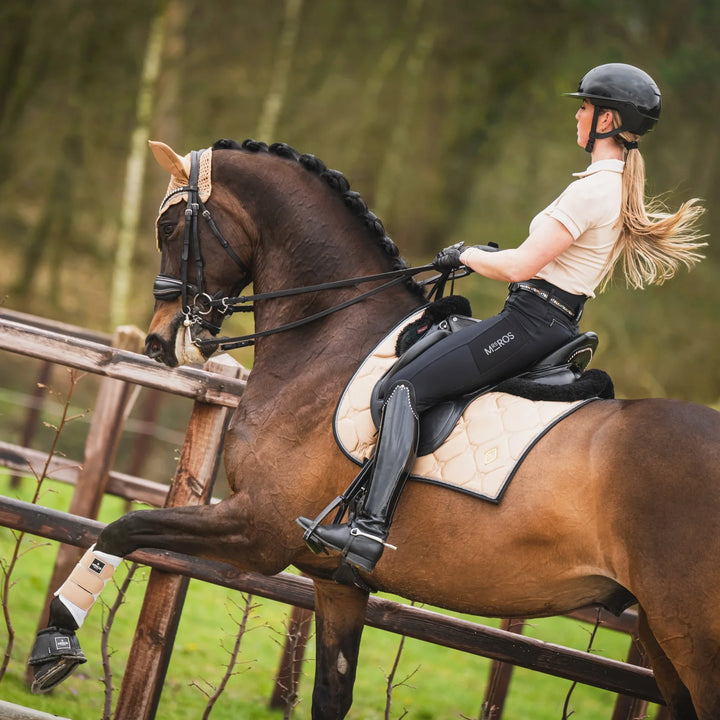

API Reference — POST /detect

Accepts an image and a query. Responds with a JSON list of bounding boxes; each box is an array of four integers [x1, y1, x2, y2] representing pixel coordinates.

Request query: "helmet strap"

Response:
[[584, 104, 627, 153]]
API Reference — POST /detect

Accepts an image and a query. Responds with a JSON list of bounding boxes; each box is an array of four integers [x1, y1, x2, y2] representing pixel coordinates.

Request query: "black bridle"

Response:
[[153, 149, 467, 353], [153, 148, 252, 335]]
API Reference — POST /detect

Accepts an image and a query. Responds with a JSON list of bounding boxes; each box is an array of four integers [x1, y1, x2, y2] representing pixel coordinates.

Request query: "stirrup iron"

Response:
[[299, 495, 344, 554]]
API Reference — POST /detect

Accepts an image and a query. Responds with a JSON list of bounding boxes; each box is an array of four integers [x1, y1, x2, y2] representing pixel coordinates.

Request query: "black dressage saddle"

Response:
[[369, 313, 610, 457]]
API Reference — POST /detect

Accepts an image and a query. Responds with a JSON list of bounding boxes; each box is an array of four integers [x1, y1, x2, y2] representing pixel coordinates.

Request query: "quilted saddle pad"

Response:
[[334, 310, 593, 503]]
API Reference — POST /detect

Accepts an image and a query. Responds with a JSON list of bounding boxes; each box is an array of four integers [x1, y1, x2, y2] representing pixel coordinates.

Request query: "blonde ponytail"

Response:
[[599, 113, 707, 290]]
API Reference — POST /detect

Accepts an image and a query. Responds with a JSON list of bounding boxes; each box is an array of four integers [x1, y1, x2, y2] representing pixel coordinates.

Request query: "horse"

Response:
[[30, 138, 720, 720]]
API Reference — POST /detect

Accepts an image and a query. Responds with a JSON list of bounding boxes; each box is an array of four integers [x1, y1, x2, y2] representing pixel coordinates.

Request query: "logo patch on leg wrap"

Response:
[[80, 547, 120, 581], [89, 558, 106, 574]]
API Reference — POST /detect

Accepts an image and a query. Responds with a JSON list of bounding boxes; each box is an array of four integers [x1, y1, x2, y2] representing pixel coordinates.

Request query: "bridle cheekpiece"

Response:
[[153, 149, 251, 336]]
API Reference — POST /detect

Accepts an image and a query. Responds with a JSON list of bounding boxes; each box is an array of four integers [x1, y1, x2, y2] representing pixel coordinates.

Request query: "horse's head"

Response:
[[145, 141, 254, 367], [145, 138, 429, 368]]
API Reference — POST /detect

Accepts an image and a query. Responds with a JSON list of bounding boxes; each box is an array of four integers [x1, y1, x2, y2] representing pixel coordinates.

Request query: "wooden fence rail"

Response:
[[0, 439, 172, 507], [0, 494, 664, 705], [0, 700, 71, 720], [0, 315, 246, 407]]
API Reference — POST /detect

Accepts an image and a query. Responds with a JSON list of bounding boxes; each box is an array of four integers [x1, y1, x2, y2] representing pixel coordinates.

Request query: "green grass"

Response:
[[0, 472, 663, 719]]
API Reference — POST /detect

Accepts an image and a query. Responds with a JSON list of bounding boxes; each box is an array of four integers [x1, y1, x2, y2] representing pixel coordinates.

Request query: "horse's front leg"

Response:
[[311, 578, 369, 720], [29, 496, 267, 693]]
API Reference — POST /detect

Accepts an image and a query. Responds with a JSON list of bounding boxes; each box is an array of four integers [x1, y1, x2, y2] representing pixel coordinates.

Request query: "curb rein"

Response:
[[152, 149, 469, 353]]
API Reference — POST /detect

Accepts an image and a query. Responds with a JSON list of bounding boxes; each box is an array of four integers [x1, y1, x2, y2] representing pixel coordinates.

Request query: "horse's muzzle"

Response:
[[144, 332, 178, 367], [145, 319, 219, 367]]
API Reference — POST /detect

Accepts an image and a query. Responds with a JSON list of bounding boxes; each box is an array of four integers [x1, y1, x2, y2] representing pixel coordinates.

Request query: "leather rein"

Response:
[[153, 149, 467, 353]]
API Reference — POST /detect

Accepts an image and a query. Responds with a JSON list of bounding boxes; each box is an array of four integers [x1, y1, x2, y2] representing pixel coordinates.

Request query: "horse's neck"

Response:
[[250, 232, 422, 385], [229, 152, 425, 384]]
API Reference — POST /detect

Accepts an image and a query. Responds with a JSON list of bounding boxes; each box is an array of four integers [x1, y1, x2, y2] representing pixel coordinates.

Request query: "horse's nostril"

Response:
[[144, 336, 164, 360]]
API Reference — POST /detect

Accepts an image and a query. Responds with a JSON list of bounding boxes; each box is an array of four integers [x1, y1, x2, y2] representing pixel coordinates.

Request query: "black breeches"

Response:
[[385, 288, 580, 414]]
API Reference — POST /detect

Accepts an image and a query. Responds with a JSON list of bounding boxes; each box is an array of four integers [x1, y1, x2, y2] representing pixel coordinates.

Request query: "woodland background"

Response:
[[0, 3, 717, 717], [0, 0, 718, 404]]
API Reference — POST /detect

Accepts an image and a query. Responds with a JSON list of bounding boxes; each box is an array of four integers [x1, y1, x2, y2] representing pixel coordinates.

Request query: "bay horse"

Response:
[[32, 138, 720, 719]]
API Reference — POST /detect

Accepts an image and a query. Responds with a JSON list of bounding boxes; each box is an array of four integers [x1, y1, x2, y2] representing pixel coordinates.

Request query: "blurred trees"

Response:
[[0, 0, 717, 402], [110, 0, 170, 328]]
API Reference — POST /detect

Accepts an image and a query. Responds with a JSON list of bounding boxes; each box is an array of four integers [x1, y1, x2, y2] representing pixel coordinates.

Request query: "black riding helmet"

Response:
[[565, 63, 662, 152]]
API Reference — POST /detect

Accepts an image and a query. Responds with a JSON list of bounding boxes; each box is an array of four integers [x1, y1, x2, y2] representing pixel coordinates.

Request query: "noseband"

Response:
[[152, 148, 467, 352], [153, 149, 251, 334]]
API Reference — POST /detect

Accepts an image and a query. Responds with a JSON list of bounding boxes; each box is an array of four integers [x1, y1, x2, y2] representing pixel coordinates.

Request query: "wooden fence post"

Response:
[[112, 354, 243, 720], [34, 325, 145, 635], [482, 618, 526, 719], [482, 612, 668, 720], [611, 638, 649, 720], [611, 638, 671, 720]]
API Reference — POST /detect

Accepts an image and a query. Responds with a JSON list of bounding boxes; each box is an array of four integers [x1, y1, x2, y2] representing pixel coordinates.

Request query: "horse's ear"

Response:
[[149, 140, 189, 182]]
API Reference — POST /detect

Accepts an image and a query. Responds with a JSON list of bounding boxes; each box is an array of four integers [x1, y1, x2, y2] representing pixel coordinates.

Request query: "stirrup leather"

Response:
[[300, 460, 373, 553]]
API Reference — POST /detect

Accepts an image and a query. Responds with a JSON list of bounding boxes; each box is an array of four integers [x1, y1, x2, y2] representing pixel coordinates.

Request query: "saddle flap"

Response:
[[417, 399, 466, 456]]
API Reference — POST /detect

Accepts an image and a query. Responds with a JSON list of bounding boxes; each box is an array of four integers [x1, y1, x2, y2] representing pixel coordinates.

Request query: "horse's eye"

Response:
[[160, 223, 175, 237]]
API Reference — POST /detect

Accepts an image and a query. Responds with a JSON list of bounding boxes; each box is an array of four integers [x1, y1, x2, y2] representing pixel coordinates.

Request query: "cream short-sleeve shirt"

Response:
[[532, 159, 624, 298]]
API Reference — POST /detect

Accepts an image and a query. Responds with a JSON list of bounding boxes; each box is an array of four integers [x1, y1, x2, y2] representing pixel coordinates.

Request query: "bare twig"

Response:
[[383, 601, 420, 720], [0, 369, 84, 682], [561, 609, 603, 719], [190, 593, 259, 719], [100, 561, 141, 719], [270, 607, 314, 718]]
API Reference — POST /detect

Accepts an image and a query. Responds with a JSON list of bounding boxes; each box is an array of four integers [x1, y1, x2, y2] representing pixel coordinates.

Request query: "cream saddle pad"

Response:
[[334, 310, 593, 503]]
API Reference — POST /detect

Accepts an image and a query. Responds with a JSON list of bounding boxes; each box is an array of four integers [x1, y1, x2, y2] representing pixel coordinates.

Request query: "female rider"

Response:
[[299, 63, 706, 573]]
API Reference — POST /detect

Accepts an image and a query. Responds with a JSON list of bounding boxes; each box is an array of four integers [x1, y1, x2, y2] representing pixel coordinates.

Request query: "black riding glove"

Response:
[[432, 243, 465, 272], [432, 241, 500, 272]]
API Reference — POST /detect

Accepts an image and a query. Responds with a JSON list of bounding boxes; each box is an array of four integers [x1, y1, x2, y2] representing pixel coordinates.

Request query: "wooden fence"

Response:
[[0, 699, 71, 720], [0, 310, 668, 718]]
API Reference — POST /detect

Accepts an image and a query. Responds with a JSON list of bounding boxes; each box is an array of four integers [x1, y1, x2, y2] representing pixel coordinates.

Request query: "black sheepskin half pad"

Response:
[[494, 368, 615, 402], [395, 295, 472, 356]]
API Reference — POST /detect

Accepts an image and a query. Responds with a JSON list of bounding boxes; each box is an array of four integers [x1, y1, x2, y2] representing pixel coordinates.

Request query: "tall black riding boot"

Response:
[[298, 381, 419, 572]]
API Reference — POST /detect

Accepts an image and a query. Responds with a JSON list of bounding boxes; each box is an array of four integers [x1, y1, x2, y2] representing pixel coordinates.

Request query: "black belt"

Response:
[[508, 280, 586, 321]]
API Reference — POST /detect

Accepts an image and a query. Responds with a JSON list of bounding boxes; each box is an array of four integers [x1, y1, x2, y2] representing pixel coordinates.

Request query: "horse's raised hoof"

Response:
[[28, 627, 87, 694]]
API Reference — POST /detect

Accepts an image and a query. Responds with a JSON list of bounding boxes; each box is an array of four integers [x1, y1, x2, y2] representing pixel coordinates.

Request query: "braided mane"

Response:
[[212, 138, 426, 300]]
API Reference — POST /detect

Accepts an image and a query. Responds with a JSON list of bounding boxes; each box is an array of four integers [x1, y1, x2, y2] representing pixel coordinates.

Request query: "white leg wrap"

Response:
[[54, 544, 123, 628]]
